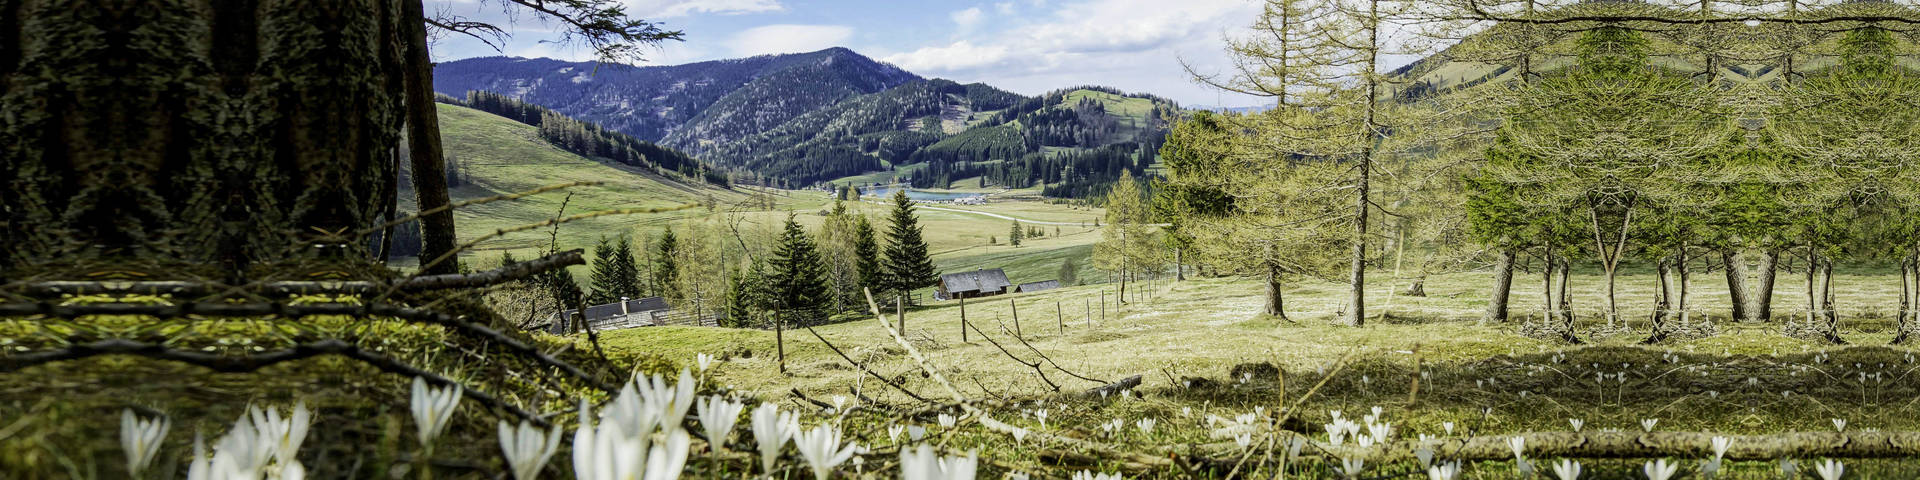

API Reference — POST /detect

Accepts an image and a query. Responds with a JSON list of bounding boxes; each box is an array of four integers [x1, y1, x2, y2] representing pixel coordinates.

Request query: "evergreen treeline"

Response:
[[910, 140, 1160, 199], [455, 91, 730, 186]]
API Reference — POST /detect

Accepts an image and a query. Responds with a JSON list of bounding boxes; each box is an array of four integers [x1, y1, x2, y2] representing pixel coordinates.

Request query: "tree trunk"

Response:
[[1677, 248, 1691, 326], [1, 0, 404, 279], [1646, 257, 1673, 343], [1753, 249, 1778, 322], [1820, 259, 1841, 343], [1264, 260, 1288, 321], [1896, 256, 1915, 344], [1175, 247, 1186, 281], [1483, 249, 1515, 325], [1555, 255, 1577, 343], [402, 0, 457, 274], [1542, 251, 1556, 325], [1723, 249, 1750, 323], [1346, 156, 1368, 327]]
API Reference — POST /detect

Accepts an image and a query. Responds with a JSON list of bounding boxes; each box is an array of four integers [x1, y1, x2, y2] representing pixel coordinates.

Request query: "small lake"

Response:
[[860, 186, 984, 202]]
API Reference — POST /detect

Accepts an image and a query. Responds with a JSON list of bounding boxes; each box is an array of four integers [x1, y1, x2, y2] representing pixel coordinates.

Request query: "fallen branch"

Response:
[[1084, 375, 1143, 399]]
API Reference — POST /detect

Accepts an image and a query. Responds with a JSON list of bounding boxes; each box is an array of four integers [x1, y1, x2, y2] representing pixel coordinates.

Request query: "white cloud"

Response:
[[883, 0, 1265, 105], [727, 25, 855, 57], [626, 0, 784, 18], [995, 2, 1017, 14], [951, 7, 986, 31]]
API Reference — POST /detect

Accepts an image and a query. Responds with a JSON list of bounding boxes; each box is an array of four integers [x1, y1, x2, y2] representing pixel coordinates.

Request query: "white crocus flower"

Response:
[[696, 396, 745, 451], [1814, 459, 1844, 480], [1831, 418, 1846, 432], [1414, 447, 1434, 468], [252, 402, 312, 466], [410, 377, 462, 447], [1568, 419, 1584, 432], [1642, 458, 1680, 480], [1508, 436, 1526, 460], [1551, 459, 1581, 480], [1234, 434, 1252, 450], [1427, 461, 1460, 480], [1710, 436, 1731, 461], [498, 420, 561, 480], [697, 353, 715, 372], [938, 414, 957, 429], [1035, 410, 1048, 429], [907, 425, 926, 442], [645, 430, 693, 480], [1071, 471, 1122, 480], [186, 432, 211, 480], [1640, 419, 1658, 432], [751, 403, 798, 474], [899, 445, 977, 480], [120, 409, 169, 476], [794, 424, 859, 480], [1135, 418, 1156, 435], [1340, 458, 1365, 478], [1442, 422, 1455, 436], [888, 425, 906, 444], [1010, 427, 1029, 444]]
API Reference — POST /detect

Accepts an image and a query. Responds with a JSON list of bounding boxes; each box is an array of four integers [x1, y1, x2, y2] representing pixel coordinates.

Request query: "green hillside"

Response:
[[426, 104, 750, 261]]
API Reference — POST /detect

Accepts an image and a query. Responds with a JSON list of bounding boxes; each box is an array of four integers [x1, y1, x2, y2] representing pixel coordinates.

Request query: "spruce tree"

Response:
[[587, 236, 619, 305], [770, 214, 832, 326], [654, 227, 680, 297], [883, 191, 940, 300], [853, 216, 882, 292], [611, 235, 642, 299], [1010, 220, 1024, 247], [725, 259, 772, 328], [1059, 257, 1079, 286]]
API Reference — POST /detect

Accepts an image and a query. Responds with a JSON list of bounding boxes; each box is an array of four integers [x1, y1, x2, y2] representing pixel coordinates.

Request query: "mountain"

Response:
[[434, 48, 920, 146], [436, 48, 1182, 195]]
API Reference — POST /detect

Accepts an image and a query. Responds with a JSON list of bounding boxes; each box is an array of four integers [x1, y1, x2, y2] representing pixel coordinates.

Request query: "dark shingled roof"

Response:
[[941, 269, 1011, 293], [1015, 280, 1060, 293], [549, 297, 669, 323]]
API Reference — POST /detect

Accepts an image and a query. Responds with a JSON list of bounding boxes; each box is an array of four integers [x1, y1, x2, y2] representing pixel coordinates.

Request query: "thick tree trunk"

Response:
[[1483, 249, 1515, 325], [1263, 260, 1287, 321], [1723, 249, 1750, 323], [1677, 248, 1691, 325], [1, 0, 404, 279], [1753, 249, 1778, 322]]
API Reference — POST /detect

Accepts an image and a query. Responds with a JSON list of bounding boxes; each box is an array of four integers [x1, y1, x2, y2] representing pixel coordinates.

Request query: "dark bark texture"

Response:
[[2, 0, 404, 280]]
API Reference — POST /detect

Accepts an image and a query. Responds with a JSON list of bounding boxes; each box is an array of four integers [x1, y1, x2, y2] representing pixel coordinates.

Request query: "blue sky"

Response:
[[424, 0, 1278, 106]]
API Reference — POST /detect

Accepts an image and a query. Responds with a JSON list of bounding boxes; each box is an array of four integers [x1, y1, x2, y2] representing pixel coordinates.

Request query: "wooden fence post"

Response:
[[897, 294, 906, 333], [1101, 291, 1107, 323], [1011, 299, 1021, 337], [1056, 300, 1064, 335], [960, 295, 969, 342], [774, 311, 786, 374]]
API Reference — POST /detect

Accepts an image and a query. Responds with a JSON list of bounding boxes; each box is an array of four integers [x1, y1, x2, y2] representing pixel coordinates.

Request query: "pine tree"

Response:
[[1059, 257, 1080, 286], [1010, 220, 1024, 247], [854, 216, 882, 292], [725, 259, 772, 328], [587, 237, 619, 305], [655, 227, 680, 297], [611, 235, 642, 300], [883, 191, 940, 300], [770, 214, 832, 327]]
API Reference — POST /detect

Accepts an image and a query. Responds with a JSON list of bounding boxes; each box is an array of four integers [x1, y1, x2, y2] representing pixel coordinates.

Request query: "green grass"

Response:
[[431, 103, 753, 262]]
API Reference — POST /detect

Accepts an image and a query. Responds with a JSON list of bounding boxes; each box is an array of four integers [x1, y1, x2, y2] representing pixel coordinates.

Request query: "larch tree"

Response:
[[1095, 170, 1156, 304]]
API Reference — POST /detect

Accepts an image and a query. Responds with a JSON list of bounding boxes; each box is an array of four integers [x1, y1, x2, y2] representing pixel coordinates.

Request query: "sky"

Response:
[[424, 0, 1280, 107]]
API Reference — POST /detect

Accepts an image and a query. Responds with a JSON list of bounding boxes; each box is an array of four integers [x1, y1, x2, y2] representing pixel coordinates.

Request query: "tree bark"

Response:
[[1753, 249, 1779, 322], [1897, 256, 1914, 344], [2, 0, 404, 279], [1483, 249, 1515, 325], [1646, 257, 1673, 343], [401, 0, 457, 274], [1555, 255, 1577, 343], [1723, 249, 1750, 323], [1263, 259, 1287, 321], [1175, 247, 1185, 281]]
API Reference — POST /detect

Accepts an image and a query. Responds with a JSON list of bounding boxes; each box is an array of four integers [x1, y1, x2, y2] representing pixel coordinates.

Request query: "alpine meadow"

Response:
[[16, 1, 1920, 479]]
